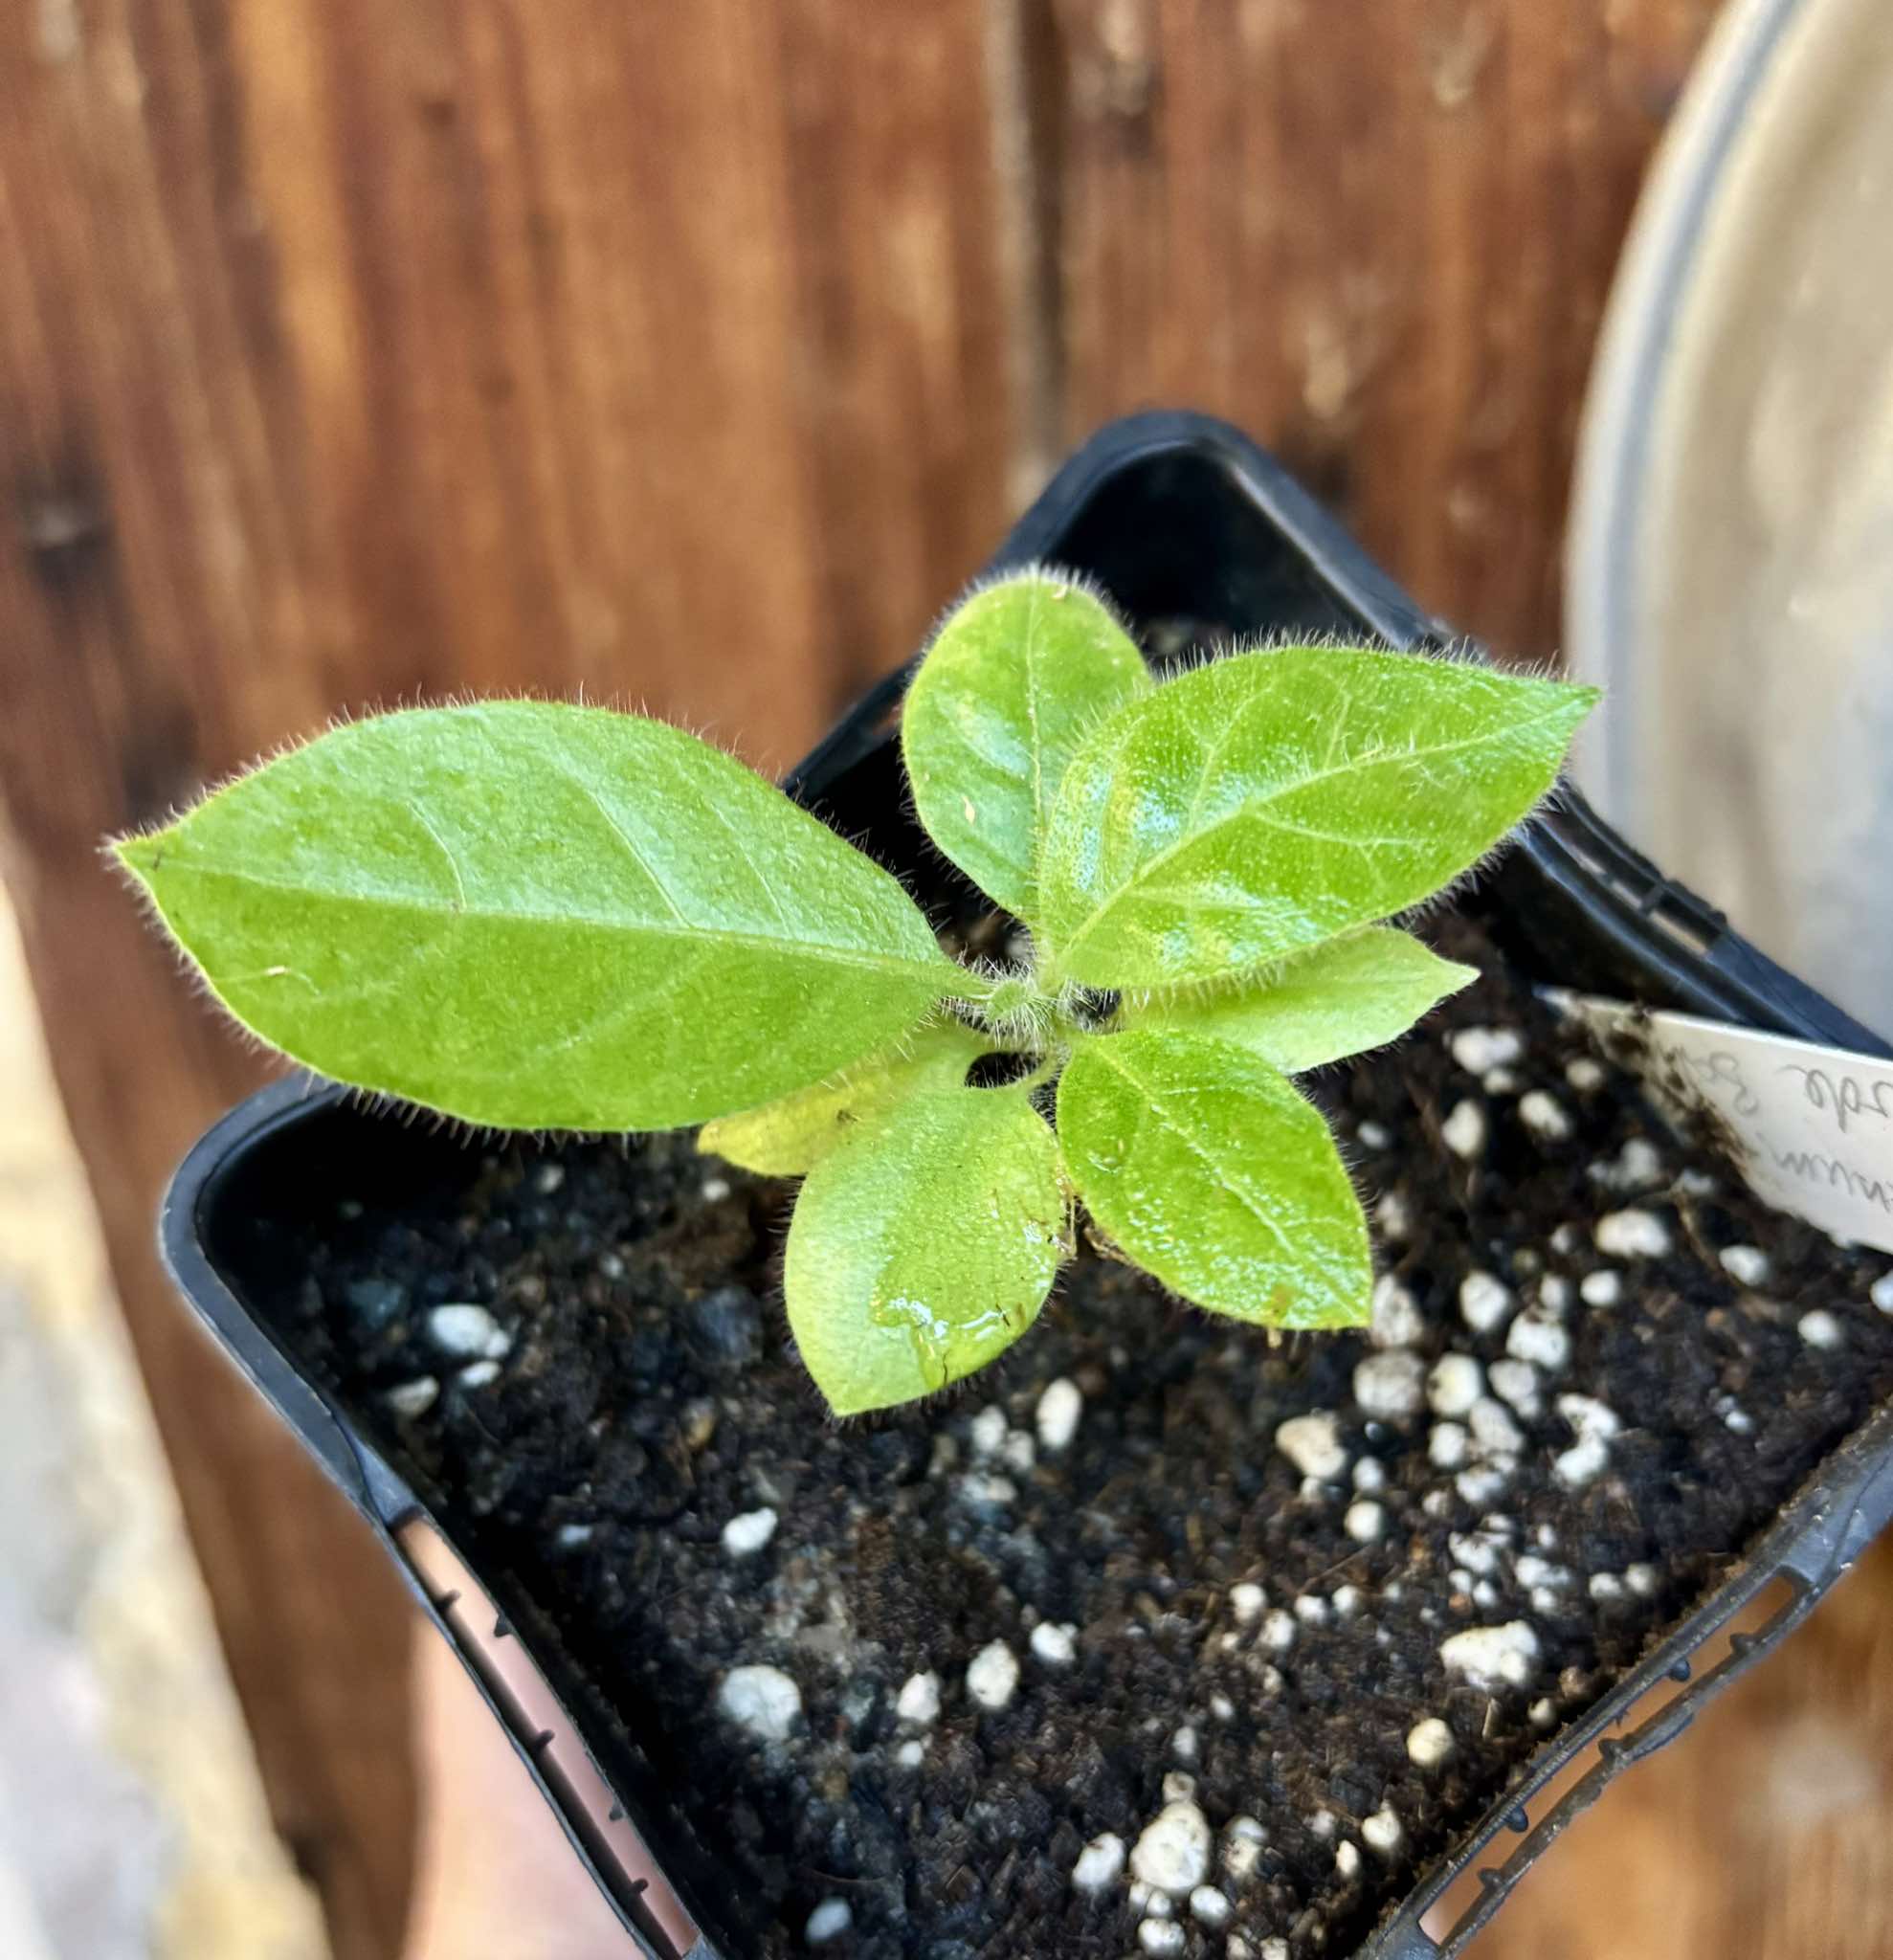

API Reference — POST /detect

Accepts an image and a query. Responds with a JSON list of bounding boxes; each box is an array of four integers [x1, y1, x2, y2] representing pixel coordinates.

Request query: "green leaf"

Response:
[[1037, 645, 1598, 990], [902, 570, 1150, 922], [1058, 1027, 1371, 1330], [699, 1018, 993, 1175], [1123, 926, 1476, 1074], [115, 702, 970, 1131], [784, 1087, 1067, 1415]]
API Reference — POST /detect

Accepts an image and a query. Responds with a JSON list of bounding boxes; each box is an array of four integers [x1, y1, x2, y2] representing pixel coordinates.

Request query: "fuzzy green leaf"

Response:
[[115, 702, 969, 1131], [784, 1087, 1067, 1415], [699, 1019, 992, 1175], [1123, 926, 1476, 1075], [902, 570, 1151, 921], [1058, 1027, 1370, 1330], [1038, 646, 1598, 990]]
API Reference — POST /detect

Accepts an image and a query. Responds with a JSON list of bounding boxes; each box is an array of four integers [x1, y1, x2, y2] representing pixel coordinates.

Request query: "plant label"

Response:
[[1549, 992, 1893, 1256]]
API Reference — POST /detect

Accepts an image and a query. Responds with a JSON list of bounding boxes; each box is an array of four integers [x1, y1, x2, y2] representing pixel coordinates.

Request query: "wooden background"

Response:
[[19, 3, 1868, 1957]]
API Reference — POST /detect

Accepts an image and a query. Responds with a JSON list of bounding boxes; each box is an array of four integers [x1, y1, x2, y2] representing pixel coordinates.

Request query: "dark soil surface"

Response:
[[250, 913, 1893, 1960]]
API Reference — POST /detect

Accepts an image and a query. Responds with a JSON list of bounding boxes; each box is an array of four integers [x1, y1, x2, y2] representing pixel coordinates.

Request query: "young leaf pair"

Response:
[[115, 573, 1595, 1415], [707, 577, 1592, 1409]]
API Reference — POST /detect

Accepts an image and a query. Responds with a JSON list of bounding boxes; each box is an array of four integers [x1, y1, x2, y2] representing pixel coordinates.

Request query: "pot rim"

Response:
[[157, 412, 1893, 1960]]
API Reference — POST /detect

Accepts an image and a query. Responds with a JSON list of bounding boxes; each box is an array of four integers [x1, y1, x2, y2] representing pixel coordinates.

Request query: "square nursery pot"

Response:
[[162, 413, 1893, 1960]]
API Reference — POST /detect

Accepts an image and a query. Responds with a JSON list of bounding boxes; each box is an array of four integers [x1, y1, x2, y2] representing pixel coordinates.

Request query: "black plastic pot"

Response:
[[161, 412, 1893, 1960]]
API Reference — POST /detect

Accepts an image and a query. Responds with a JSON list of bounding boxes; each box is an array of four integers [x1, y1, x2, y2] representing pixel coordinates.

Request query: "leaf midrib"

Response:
[[1084, 1037, 1298, 1264], [1050, 694, 1575, 972], [159, 855, 957, 984]]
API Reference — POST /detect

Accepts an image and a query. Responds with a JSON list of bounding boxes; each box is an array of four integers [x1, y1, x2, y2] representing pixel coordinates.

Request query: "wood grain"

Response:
[[0, 3, 1012, 1953], [14, 5, 1887, 1959], [1481, 1533, 1893, 1960], [1044, 0, 1721, 659]]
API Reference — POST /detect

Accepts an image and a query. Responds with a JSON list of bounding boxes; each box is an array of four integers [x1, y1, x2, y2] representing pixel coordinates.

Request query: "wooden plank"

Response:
[[1486, 1533, 1893, 1959], [1045, 0, 1722, 658], [0, 3, 1013, 1953]]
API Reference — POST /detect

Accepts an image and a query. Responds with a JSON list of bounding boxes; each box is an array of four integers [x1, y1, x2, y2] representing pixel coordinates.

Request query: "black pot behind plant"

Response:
[[163, 413, 1893, 1960]]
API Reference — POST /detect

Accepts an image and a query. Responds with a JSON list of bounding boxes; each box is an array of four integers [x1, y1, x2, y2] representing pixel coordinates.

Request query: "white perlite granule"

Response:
[[427, 1303, 511, 1359], [1596, 1209, 1672, 1258], [1275, 1411, 1347, 1481], [721, 1507, 778, 1556], [1719, 1244, 1771, 1287], [1580, 1269, 1623, 1306], [1344, 1500, 1385, 1544], [1222, 1815, 1267, 1883], [1030, 1621, 1078, 1666], [896, 1671, 941, 1725], [1138, 1920, 1186, 1957], [1036, 1377, 1083, 1451], [1452, 1026, 1523, 1073], [1558, 1393, 1621, 1441], [1370, 1274, 1425, 1348], [1468, 1397, 1523, 1455], [1487, 1358, 1540, 1417], [969, 1405, 1008, 1457], [1362, 1807, 1403, 1855], [1555, 1437, 1611, 1488], [1442, 1099, 1488, 1159], [1071, 1832, 1125, 1893], [1505, 1312, 1570, 1371], [1459, 1270, 1515, 1334], [1799, 1309, 1844, 1350], [1439, 1620, 1540, 1690], [1230, 1581, 1266, 1624], [1873, 1272, 1893, 1314], [1406, 1717, 1455, 1768], [386, 1377, 439, 1417], [1592, 1137, 1665, 1191], [1428, 1421, 1469, 1469], [718, 1665, 802, 1741], [1353, 1351, 1426, 1419], [966, 1641, 1019, 1710], [1518, 1090, 1572, 1139], [1189, 1883, 1231, 1926], [805, 1898, 852, 1945], [1457, 1463, 1511, 1506], [1427, 1352, 1483, 1416], [1553, 1392, 1620, 1487], [1130, 1799, 1213, 1894]]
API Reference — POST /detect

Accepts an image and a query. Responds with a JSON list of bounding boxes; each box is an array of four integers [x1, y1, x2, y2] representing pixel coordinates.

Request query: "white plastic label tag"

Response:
[[1548, 992, 1893, 1256]]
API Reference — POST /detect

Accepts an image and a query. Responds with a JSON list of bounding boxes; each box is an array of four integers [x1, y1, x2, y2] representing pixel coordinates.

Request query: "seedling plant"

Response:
[[118, 573, 1594, 1414]]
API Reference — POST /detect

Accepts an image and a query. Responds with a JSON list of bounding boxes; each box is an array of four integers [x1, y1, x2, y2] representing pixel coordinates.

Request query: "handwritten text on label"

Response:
[[1548, 993, 1893, 1257]]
